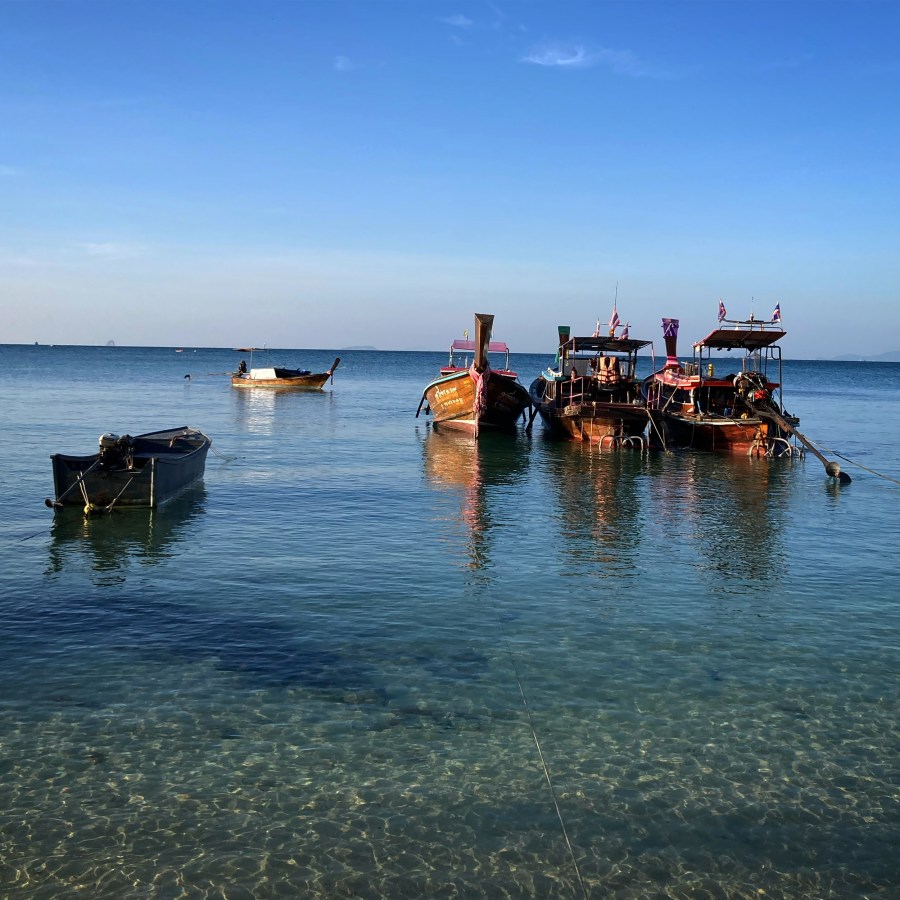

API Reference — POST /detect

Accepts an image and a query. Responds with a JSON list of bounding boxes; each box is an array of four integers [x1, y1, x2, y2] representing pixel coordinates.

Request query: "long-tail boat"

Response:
[[529, 322, 653, 446], [47, 426, 211, 513], [643, 309, 800, 456], [231, 348, 340, 389], [417, 314, 532, 434]]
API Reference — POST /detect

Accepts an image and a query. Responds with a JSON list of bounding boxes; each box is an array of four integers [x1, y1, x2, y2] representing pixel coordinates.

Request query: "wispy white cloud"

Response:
[[333, 55, 357, 73], [440, 14, 474, 28], [522, 43, 656, 77], [0, 251, 40, 267], [522, 44, 595, 69], [73, 242, 147, 259]]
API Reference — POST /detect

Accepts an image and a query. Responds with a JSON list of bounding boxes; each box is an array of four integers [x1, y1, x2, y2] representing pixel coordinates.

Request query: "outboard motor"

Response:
[[97, 433, 134, 470]]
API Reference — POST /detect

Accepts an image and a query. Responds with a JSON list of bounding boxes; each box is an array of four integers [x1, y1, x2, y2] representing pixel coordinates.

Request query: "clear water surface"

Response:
[[1, 344, 898, 898]]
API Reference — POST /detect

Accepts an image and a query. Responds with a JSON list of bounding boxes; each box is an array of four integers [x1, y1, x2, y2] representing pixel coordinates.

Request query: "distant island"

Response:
[[106, 340, 116, 346], [341, 345, 378, 351], [829, 351, 900, 362]]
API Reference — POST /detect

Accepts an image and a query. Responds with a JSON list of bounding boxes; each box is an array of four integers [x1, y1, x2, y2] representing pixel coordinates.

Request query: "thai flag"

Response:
[[592, 319, 601, 337], [609, 307, 620, 332], [772, 302, 781, 324], [620, 323, 629, 340], [718, 299, 727, 322]]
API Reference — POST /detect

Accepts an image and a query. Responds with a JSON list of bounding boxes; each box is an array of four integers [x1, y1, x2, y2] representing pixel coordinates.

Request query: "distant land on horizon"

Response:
[[6, 343, 900, 361], [827, 350, 900, 362]]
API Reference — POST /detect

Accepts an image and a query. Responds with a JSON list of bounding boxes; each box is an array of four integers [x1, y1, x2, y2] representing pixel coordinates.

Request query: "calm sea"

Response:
[[1, 344, 898, 898]]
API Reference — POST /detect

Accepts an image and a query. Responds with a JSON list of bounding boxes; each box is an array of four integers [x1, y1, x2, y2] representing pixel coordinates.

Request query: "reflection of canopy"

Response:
[[566, 336, 651, 354], [695, 327, 786, 351], [451, 339, 509, 353]]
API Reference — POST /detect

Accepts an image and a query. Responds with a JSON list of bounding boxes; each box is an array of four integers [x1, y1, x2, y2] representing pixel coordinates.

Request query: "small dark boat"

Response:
[[643, 309, 800, 456], [417, 314, 532, 434], [530, 322, 653, 446], [231, 348, 340, 389], [47, 426, 211, 513]]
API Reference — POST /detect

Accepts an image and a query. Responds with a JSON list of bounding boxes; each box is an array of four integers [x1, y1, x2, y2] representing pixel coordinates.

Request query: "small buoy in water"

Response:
[[825, 460, 851, 483]]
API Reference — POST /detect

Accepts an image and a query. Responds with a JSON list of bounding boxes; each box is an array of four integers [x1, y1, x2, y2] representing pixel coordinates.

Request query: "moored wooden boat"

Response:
[[643, 309, 800, 456], [530, 322, 653, 446], [417, 314, 532, 434], [47, 426, 211, 513], [231, 348, 340, 389]]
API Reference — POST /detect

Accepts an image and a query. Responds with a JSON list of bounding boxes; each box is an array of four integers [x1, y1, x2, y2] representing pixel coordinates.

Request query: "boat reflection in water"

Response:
[[546, 442, 645, 578], [231, 382, 336, 437], [649, 451, 792, 590], [420, 428, 530, 573], [46, 485, 208, 586]]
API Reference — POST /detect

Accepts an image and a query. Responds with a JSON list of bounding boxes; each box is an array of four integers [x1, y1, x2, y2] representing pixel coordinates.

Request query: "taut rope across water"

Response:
[[487, 592, 589, 898]]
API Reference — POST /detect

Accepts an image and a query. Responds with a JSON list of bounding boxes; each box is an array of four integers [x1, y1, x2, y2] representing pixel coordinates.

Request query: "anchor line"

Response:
[[209, 445, 240, 462], [489, 600, 589, 899], [808, 443, 900, 487], [84, 470, 138, 514]]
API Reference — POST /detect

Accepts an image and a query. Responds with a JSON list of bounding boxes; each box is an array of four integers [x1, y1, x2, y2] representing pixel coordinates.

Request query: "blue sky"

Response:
[[2, 0, 898, 356]]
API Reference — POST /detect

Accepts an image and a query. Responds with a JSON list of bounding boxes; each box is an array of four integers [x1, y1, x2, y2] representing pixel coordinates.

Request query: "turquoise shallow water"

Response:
[[1, 344, 898, 898]]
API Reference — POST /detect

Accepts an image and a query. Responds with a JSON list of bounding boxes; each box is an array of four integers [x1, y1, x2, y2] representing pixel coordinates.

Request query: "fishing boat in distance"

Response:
[[417, 314, 532, 434], [47, 426, 211, 513], [529, 321, 653, 446], [231, 347, 340, 389], [643, 307, 801, 456]]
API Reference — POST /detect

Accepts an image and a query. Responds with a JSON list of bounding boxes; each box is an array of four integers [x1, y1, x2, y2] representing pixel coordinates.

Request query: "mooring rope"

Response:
[[209, 445, 240, 462], [644, 408, 670, 452], [84, 471, 139, 514], [809, 441, 900, 487], [489, 600, 589, 898]]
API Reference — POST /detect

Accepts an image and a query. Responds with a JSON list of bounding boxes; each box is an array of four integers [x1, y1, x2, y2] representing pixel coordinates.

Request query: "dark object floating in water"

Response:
[[46, 426, 211, 513]]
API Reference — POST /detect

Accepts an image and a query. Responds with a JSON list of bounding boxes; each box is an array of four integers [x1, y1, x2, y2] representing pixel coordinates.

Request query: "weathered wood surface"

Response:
[[424, 369, 530, 432]]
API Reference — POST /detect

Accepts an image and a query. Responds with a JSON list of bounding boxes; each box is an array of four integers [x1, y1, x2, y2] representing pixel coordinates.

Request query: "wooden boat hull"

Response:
[[537, 402, 649, 442], [529, 377, 648, 444], [231, 372, 332, 389], [652, 411, 769, 454], [423, 369, 531, 432], [49, 427, 211, 510], [647, 316, 799, 457], [231, 357, 340, 390]]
